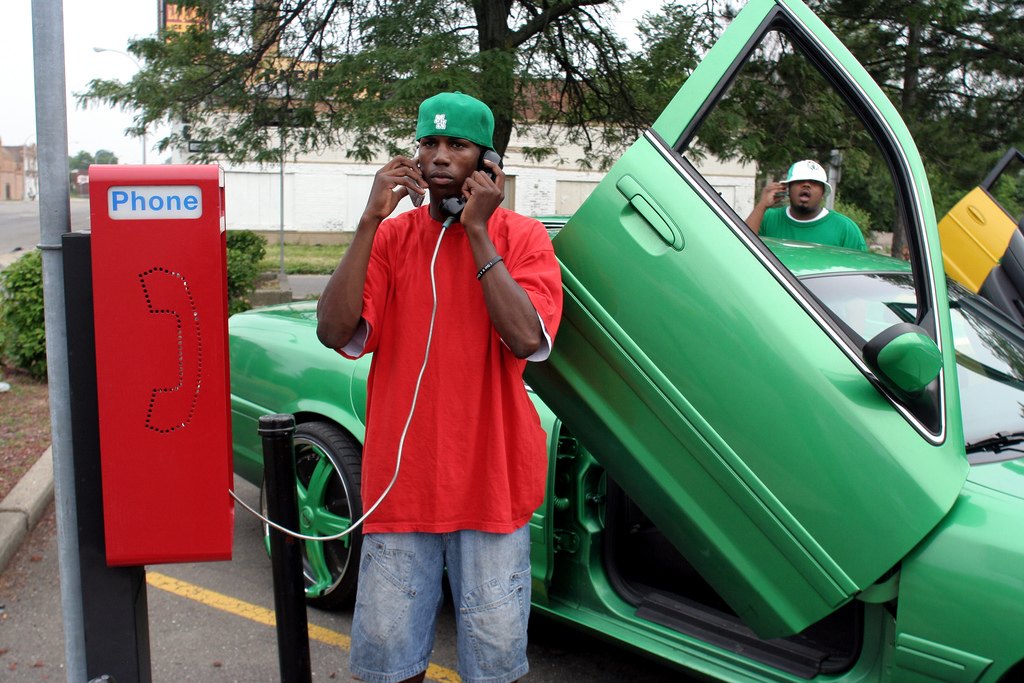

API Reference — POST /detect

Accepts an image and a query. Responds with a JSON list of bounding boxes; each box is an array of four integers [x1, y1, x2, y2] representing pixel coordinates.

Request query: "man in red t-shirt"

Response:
[[317, 92, 562, 683]]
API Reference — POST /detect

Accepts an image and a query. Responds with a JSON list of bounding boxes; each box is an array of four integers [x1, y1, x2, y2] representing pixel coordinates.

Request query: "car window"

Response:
[[665, 12, 944, 436], [800, 272, 910, 339], [945, 283, 1024, 444], [682, 27, 906, 272], [804, 271, 1024, 445], [685, 31, 897, 247]]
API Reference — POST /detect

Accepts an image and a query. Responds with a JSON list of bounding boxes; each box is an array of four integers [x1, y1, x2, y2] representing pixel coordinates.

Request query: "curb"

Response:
[[0, 447, 55, 573]]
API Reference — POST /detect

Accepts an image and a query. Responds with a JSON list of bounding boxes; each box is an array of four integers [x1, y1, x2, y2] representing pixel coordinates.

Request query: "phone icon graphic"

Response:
[[138, 266, 203, 433]]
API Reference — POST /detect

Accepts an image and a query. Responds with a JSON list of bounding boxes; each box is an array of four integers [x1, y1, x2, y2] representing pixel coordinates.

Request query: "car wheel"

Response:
[[260, 421, 363, 610]]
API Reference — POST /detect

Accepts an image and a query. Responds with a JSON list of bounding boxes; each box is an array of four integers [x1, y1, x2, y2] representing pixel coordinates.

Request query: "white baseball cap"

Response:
[[785, 159, 832, 195]]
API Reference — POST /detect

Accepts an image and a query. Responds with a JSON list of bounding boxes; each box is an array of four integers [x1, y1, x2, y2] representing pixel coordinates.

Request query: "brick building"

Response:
[[0, 140, 38, 201]]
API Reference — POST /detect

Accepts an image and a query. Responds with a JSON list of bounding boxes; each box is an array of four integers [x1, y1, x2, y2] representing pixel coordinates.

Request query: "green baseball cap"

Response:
[[416, 92, 494, 150]]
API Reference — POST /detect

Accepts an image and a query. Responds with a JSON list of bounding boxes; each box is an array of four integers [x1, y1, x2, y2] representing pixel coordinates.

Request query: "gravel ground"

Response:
[[0, 367, 50, 501]]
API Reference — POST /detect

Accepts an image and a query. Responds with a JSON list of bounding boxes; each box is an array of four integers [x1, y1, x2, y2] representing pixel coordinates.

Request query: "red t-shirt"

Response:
[[341, 206, 562, 533]]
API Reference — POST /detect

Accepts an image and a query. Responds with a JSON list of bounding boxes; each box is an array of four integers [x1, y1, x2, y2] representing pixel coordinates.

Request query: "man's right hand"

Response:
[[363, 155, 425, 222], [745, 181, 787, 234], [757, 181, 788, 210], [318, 155, 423, 350]]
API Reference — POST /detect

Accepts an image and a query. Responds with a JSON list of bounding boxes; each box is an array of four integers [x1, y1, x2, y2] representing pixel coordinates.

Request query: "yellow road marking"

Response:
[[146, 571, 461, 682]]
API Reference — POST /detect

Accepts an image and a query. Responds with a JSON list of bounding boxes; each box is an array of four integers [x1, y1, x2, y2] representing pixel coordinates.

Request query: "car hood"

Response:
[[233, 299, 319, 323], [967, 457, 1024, 501]]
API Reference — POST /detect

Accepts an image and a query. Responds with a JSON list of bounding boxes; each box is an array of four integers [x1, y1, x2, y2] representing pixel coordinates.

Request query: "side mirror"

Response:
[[864, 323, 943, 396]]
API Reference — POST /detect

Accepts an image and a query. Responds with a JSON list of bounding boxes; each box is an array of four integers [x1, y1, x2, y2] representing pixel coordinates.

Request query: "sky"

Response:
[[4, 1, 664, 166]]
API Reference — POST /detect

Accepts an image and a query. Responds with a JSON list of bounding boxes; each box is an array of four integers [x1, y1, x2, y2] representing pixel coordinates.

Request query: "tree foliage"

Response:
[[817, 0, 1024, 200], [627, 2, 720, 125], [81, 0, 1024, 253], [69, 149, 118, 171], [82, 0, 654, 169], [624, 0, 1024, 255], [812, 0, 1024, 253]]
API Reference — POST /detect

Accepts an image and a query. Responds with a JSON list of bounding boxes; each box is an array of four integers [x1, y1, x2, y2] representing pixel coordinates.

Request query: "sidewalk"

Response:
[[0, 447, 54, 573]]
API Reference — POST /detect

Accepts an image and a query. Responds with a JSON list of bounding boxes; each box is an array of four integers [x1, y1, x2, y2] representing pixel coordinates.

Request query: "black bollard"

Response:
[[259, 414, 312, 683]]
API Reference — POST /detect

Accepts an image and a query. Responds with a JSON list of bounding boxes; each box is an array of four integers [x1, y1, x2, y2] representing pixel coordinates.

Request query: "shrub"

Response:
[[833, 199, 873, 240], [0, 233, 268, 377], [226, 230, 268, 315], [0, 251, 47, 379]]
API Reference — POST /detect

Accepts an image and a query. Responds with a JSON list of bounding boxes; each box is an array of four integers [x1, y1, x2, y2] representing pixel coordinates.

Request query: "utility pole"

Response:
[[31, 0, 86, 679]]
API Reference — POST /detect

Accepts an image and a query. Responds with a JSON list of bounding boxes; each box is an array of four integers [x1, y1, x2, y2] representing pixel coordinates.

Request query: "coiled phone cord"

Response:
[[230, 216, 456, 541]]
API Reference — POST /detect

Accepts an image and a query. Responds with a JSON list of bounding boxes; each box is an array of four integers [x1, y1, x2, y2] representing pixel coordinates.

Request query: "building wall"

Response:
[[0, 146, 24, 201], [0, 142, 38, 201], [175, 127, 754, 232]]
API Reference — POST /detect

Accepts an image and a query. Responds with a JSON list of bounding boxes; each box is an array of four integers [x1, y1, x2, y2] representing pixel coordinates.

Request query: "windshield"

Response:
[[802, 272, 1024, 447]]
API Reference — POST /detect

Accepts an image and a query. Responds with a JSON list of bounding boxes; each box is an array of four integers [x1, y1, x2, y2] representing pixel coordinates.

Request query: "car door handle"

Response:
[[616, 175, 684, 250]]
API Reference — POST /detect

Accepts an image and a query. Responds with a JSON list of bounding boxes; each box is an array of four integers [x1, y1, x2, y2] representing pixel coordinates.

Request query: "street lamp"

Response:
[[92, 47, 147, 164]]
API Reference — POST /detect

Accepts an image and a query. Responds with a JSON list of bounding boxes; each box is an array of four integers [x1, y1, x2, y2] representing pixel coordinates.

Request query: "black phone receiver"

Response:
[[440, 149, 503, 219]]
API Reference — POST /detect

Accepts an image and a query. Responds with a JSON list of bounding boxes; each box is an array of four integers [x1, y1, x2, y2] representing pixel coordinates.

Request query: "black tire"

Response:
[[261, 421, 363, 610]]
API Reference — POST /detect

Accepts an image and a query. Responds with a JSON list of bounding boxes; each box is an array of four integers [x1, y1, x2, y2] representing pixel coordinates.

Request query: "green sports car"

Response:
[[229, 1, 1024, 680], [229, 239, 1024, 681]]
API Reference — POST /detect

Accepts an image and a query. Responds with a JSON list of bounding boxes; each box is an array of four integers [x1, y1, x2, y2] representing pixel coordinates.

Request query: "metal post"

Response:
[[826, 149, 843, 211], [259, 414, 312, 683], [30, 1, 86, 679], [279, 127, 286, 276]]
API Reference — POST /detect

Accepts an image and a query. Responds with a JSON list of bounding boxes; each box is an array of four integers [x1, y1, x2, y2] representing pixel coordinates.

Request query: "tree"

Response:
[[82, 0, 655, 169], [627, 1, 721, 125], [69, 151, 94, 172], [813, 0, 1024, 255], [68, 149, 118, 171], [627, 0, 1024, 257]]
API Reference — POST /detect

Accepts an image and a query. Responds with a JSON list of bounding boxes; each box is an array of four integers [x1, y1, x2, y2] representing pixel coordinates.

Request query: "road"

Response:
[[0, 476, 687, 682], [0, 198, 92, 262]]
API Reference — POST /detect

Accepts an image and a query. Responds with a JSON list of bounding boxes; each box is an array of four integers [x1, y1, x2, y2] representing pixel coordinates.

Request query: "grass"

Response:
[[258, 243, 347, 275]]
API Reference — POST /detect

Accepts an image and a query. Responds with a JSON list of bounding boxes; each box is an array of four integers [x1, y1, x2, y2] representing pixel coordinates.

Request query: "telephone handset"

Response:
[[440, 149, 503, 219]]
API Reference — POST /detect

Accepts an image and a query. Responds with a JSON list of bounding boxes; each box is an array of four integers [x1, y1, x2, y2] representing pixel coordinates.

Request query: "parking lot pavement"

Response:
[[0, 477, 365, 682], [0, 469, 687, 681], [287, 274, 329, 300]]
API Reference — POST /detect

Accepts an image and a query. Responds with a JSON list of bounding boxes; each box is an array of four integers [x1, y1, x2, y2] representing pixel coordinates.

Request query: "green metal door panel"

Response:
[[527, 125, 967, 637]]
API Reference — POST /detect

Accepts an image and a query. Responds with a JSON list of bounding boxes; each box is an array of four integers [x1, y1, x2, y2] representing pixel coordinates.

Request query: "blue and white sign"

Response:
[[108, 185, 203, 220]]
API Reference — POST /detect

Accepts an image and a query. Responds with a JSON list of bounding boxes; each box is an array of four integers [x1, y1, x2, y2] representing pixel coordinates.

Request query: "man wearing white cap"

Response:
[[745, 159, 867, 251]]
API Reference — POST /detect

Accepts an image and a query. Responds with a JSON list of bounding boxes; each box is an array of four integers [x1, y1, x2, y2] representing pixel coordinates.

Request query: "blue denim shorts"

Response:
[[349, 525, 531, 683]]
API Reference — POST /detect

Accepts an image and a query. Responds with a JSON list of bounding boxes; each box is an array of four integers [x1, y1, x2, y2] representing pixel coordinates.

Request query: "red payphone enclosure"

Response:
[[89, 164, 234, 565]]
